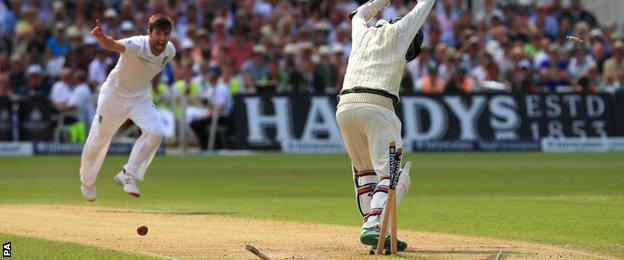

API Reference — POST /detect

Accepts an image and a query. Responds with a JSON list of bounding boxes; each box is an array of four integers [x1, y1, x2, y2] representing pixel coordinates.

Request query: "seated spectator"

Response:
[[241, 45, 268, 93], [568, 47, 595, 80], [574, 77, 594, 93], [445, 66, 474, 94], [586, 66, 603, 91], [257, 59, 287, 94], [471, 52, 497, 82], [49, 68, 73, 107], [149, 74, 176, 139], [415, 63, 445, 94], [88, 48, 112, 88], [603, 41, 624, 83], [541, 59, 573, 93], [287, 59, 315, 94], [617, 70, 624, 93], [120, 20, 135, 39], [227, 27, 254, 71], [45, 23, 70, 77], [56, 70, 93, 143], [0, 75, 11, 98], [399, 69, 415, 95], [174, 60, 203, 124], [219, 64, 243, 95], [313, 45, 339, 94], [510, 60, 537, 92], [190, 67, 233, 151], [8, 55, 26, 94], [18, 64, 49, 98]]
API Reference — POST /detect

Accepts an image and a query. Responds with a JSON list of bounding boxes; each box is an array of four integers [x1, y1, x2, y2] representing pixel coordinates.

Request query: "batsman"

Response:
[[336, 0, 435, 251]]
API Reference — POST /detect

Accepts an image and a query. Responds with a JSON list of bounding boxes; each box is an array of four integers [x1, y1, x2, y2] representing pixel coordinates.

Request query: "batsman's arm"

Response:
[[349, 0, 390, 39], [395, 0, 436, 54], [91, 19, 126, 53]]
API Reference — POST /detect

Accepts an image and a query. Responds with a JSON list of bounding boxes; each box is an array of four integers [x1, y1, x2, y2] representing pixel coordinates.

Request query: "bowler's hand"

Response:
[[91, 19, 105, 39]]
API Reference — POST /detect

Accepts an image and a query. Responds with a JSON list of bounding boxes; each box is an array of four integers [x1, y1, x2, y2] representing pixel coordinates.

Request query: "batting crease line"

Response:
[[133, 249, 180, 260]]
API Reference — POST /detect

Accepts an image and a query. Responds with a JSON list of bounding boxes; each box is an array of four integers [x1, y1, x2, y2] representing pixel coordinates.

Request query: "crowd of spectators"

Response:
[[1, 0, 623, 145]]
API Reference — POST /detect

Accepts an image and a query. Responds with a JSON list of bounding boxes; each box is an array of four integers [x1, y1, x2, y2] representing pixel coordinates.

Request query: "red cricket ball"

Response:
[[137, 225, 148, 236]]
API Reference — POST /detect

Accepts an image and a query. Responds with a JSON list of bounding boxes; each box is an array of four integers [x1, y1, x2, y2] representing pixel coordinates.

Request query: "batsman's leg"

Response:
[[359, 106, 409, 251], [337, 106, 378, 218], [338, 104, 411, 251]]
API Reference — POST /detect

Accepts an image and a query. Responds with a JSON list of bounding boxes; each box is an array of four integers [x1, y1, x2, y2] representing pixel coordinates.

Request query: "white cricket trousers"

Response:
[[80, 87, 165, 186], [336, 102, 404, 229], [336, 103, 402, 177]]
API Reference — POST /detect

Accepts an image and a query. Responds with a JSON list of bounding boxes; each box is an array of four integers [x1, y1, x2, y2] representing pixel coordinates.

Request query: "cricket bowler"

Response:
[[79, 14, 176, 201], [336, 0, 435, 251]]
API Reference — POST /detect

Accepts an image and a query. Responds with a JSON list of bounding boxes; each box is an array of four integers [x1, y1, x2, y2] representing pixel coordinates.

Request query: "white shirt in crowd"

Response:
[[103, 35, 176, 99], [50, 80, 73, 106], [68, 83, 95, 124], [88, 57, 112, 86], [203, 83, 233, 117]]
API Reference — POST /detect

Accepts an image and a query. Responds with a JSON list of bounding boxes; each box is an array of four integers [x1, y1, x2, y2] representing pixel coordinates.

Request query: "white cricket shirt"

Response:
[[340, 0, 435, 108], [102, 35, 176, 99]]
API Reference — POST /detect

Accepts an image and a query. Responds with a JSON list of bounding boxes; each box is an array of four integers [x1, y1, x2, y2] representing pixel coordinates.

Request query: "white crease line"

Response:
[[132, 249, 180, 260]]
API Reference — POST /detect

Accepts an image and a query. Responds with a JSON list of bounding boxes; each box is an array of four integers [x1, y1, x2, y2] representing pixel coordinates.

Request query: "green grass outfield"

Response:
[[0, 152, 623, 258]]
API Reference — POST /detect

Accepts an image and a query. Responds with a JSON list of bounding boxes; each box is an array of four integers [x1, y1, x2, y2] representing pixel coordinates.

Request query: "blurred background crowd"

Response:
[[1, 0, 623, 148]]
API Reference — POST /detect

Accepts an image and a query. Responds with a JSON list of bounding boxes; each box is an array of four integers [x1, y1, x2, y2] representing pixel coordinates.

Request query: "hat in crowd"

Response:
[[104, 8, 118, 19], [252, 44, 268, 54], [10, 54, 21, 62], [83, 35, 98, 45], [181, 39, 194, 50], [590, 29, 604, 38], [26, 64, 43, 76], [197, 28, 209, 39], [518, 59, 532, 70], [260, 25, 274, 37], [212, 17, 226, 27], [332, 43, 344, 55], [318, 45, 332, 56], [468, 36, 480, 45], [491, 13, 504, 22], [313, 22, 330, 31], [614, 41, 624, 50], [283, 44, 297, 55], [518, 0, 532, 6], [121, 21, 135, 32], [66, 26, 81, 38], [52, 1, 64, 10], [299, 42, 313, 50], [54, 22, 66, 31]]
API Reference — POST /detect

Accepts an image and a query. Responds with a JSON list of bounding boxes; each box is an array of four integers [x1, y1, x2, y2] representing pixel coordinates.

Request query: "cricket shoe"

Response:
[[113, 170, 140, 197], [360, 227, 407, 251], [81, 184, 97, 202]]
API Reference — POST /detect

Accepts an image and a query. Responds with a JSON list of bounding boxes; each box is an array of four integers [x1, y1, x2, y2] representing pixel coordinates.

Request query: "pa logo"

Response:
[[2, 242, 10, 257]]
